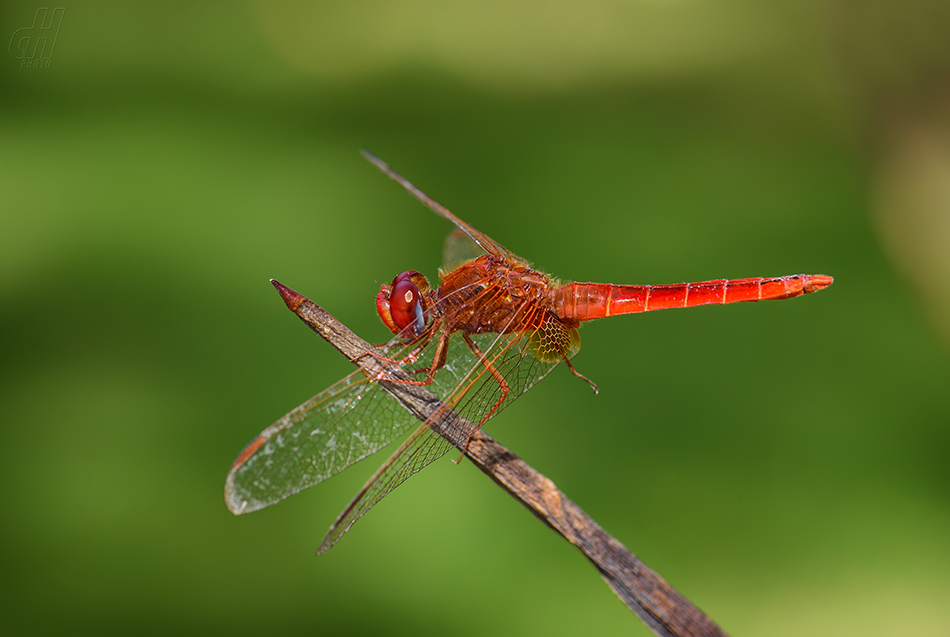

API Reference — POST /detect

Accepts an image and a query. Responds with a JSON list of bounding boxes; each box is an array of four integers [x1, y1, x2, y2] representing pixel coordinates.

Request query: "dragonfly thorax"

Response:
[[437, 255, 556, 335]]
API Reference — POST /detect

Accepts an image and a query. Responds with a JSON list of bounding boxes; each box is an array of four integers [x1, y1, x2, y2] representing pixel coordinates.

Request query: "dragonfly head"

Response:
[[377, 270, 431, 337]]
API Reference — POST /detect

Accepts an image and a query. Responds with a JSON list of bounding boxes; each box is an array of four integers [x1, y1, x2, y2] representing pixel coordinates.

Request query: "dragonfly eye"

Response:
[[377, 270, 430, 336], [390, 276, 426, 335]]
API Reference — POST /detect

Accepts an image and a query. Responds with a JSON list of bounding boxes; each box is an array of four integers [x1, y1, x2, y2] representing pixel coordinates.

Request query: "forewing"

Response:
[[230, 275, 578, 551], [361, 149, 528, 265], [226, 345, 428, 514], [442, 228, 487, 271]]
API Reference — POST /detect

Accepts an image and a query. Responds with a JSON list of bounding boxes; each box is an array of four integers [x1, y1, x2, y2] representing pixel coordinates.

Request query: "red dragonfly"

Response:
[[225, 151, 833, 553]]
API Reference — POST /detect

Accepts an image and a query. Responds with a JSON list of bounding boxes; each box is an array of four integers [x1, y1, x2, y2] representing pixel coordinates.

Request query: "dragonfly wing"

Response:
[[442, 228, 487, 271], [361, 149, 528, 264], [317, 306, 569, 550], [319, 420, 456, 553], [226, 366, 420, 515]]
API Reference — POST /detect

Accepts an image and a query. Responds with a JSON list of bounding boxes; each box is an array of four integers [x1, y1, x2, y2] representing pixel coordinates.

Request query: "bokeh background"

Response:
[[2, 1, 949, 635]]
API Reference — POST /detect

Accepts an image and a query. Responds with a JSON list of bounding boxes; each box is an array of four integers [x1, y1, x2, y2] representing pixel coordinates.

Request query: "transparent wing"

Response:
[[318, 306, 580, 552], [442, 228, 487, 272], [319, 422, 456, 553], [229, 257, 581, 551], [224, 304, 508, 516], [361, 149, 528, 265], [225, 366, 412, 514]]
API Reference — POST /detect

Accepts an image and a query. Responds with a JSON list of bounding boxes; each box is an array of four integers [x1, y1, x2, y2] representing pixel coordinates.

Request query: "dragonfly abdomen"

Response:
[[554, 274, 833, 321]]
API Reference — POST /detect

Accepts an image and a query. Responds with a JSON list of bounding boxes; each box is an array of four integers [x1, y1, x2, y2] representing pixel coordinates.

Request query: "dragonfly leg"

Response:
[[452, 333, 510, 463], [357, 328, 433, 370], [562, 355, 599, 395], [376, 330, 449, 387]]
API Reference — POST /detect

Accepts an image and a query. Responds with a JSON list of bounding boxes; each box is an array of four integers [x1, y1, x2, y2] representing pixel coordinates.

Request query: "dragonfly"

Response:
[[224, 150, 833, 554]]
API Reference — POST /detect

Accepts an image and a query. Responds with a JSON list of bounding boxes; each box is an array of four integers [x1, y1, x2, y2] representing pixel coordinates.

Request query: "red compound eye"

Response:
[[389, 274, 425, 335], [377, 270, 428, 336]]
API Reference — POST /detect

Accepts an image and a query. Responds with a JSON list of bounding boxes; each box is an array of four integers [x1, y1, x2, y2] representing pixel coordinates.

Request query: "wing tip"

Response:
[[360, 148, 388, 173], [316, 518, 351, 556], [223, 475, 250, 515]]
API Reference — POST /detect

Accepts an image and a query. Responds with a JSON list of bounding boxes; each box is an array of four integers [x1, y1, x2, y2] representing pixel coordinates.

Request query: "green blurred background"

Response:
[[2, 1, 948, 635]]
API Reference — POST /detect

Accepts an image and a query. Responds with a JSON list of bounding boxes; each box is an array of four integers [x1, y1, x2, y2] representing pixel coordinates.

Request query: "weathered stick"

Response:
[[271, 279, 728, 637]]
